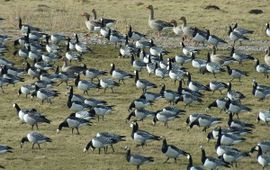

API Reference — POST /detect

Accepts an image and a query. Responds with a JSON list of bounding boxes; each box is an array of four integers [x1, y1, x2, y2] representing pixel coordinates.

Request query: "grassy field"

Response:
[[0, 0, 270, 170]]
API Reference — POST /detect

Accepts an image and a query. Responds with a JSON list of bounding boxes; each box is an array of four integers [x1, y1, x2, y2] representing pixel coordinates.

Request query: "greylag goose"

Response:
[[146, 5, 173, 37], [179, 16, 195, 40], [170, 20, 182, 36]]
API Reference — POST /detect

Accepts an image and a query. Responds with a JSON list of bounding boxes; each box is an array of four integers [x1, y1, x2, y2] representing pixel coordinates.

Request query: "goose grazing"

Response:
[[0, 144, 13, 154], [188, 114, 222, 132], [161, 138, 189, 163], [257, 109, 270, 125], [130, 121, 160, 147], [57, 115, 91, 134], [125, 146, 154, 170], [146, 5, 173, 37], [186, 153, 204, 170], [96, 132, 126, 152], [83, 136, 115, 154], [251, 145, 270, 169], [20, 131, 52, 149]]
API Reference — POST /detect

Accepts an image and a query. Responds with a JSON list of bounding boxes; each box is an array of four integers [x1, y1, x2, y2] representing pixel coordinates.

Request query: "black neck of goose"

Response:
[[85, 141, 93, 151], [233, 23, 238, 30], [255, 60, 259, 69], [228, 112, 233, 126], [186, 117, 190, 124], [227, 83, 231, 91], [18, 88, 22, 96], [67, 94, 72, 108], [160, 84, 165, 96], [252, 83, 256, 95], [128, 102, 135, 111], [110, 64, 115, 75], [207, 53, 211, 63], [125, 149, 131, 161], [154, 63, 158, 71], [128, 26, 132, 37], [226, 66, 232, 74], [230, 47, 234, 57], [45, 35, 50, 44], [70, 86, 74, 95], [187, 73, 191, 84], [125, 35, 129, 45], [159, 54, 163, 61], [92, 9, 97, 20], [161, 139, 168, 153], [201, 148, 206, 164], [168, 59, 172, 70], [14, 103, 21, 113], [58, 121, 68, 130], [19, 18, 22, 29], [267, 23, 270, 29], [257, 146, 262, 158], [20, 136, 29, 144], [208, 100, 217, 109], [66, 42, 70, 51], [135, 71, 139, 83], [228, 26, 233, 35], [257, 115, 261, 122], [131, 55, 135, 65], [75, 75, 80, 86], [34, 85, 39, 91], [206, 30, 210, 39], [187, 155, 193, 169], [181, 42, 186, 48], [75, 34, 79, 43], [132, 122, 138, 133], [190, 119, 199, 128], [177, 80, 183, 94], [126, 111, 135, 121], [216, 128, 222, 149]]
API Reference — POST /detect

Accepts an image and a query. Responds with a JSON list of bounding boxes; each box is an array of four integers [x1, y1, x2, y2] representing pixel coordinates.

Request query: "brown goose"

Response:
[[146, 5, 173, 37], [170, 20, 182, 36], [81, 12, 102, 34], [179, 16, 195, 39]]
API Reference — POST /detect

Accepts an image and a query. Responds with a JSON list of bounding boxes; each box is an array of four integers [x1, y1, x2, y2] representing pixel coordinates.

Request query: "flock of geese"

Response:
[[1, 4, 270, 170]]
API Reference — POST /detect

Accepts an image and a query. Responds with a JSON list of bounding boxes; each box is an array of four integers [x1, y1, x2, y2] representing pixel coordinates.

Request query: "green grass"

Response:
[[0, 0, 270, 169]]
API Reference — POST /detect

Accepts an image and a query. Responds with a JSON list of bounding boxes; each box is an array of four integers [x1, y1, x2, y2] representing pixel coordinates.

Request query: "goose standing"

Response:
[[146, 5, 173, 37]]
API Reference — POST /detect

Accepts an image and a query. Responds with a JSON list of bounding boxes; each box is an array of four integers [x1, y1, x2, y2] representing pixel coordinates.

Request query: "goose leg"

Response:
[[163, 157, 170, 163], [76, 127, 80, 135], [110, 145, 115, 152]]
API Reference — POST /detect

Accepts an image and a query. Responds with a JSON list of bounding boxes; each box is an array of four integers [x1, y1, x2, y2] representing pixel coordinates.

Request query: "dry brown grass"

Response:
[[0, 0, 270, 170]]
